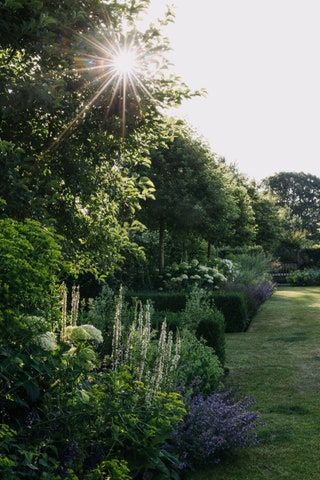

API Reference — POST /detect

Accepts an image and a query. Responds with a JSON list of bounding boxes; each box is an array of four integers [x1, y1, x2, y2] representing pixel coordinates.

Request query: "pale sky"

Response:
[[145, 0, 320, 180]]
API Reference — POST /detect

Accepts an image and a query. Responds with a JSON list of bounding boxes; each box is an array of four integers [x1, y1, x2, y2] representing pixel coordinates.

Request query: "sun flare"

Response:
[[49, 26, 159, 148], [110, 47, 139, 77]]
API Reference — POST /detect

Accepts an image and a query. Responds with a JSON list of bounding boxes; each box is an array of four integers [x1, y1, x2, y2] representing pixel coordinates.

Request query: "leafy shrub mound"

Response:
[[0, 218, 64, 317], [288, 268, 320, 286], [181, 288, 226, 364], [172, 392, 259, 469], [177, 331, 224, 395]]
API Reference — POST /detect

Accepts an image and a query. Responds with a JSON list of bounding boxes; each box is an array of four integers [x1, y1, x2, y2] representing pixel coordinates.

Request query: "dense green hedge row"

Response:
[[127, 291, 187, 312], [288, 268, 320, 286], [210, 292, 248, 333]]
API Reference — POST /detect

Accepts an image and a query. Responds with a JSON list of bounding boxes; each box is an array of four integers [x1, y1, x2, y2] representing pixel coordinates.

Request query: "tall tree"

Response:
[[140, 128, 239, 269], [0, 1, 192, 276], [264, 172, 320, 240]]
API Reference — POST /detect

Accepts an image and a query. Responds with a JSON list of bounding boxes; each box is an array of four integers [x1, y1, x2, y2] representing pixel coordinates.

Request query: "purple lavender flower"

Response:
[[172, 391, 259, 468]]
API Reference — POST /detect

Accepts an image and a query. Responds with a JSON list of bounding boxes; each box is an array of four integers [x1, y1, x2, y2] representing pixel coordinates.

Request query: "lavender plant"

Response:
[[172, 391, 259, 468]]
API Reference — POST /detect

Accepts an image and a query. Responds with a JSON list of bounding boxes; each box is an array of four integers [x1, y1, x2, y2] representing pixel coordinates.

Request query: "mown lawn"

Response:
[[189, 287, 320, 479]]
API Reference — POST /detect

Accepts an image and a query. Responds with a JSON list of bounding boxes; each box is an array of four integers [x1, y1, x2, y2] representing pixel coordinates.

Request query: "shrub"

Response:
[[172, 392, 259, 469], [0, 218, 65, 317], [160, 259, 227, 291], [211, 292, 248, 333], [230, 252, 272, 286], [181, 288, 225, 364], [177, 331, 223, 395], [288, 268, 320, 286], [196, 310, 225, 365]]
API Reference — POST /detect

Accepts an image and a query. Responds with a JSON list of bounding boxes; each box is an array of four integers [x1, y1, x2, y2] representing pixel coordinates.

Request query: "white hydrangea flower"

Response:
[[180, 274, 188, 280], [65, 325, 103, 344], [36, 332, 58, 351], [81, 324, 103, 343], [190, 259, 199, 267], [65, 326, 91, 343], [198, 265, 209, 273]]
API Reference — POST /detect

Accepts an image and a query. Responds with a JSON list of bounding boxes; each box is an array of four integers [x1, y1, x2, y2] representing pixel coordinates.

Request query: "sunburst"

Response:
[[50, 24, 159, 149]]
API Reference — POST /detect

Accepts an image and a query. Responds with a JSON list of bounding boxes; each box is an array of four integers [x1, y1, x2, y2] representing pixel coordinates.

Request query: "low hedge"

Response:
[[211, 292, 248, 333], [288, 268, 320, 286], [127, 291, 187, 312], [151, 308, 226, 366]]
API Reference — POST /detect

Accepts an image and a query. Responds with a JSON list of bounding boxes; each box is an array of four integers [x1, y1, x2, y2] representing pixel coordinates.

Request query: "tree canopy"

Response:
[[264, 172, 320, 240], [0, 0, 193, 277]]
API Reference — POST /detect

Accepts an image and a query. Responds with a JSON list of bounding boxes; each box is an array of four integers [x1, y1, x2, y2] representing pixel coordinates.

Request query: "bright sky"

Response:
[[145, 0, 320, 180]]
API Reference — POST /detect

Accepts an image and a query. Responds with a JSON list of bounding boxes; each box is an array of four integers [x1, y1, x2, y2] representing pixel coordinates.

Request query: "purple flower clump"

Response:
[[172, 391, 259, 468], [250, 281, 275, 306]]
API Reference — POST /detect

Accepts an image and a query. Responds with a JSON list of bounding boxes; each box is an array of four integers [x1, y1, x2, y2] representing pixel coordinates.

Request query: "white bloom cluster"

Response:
[[81, 325, 103, 343], [110, 293, 181, 397], [36, 332, 58, 351]]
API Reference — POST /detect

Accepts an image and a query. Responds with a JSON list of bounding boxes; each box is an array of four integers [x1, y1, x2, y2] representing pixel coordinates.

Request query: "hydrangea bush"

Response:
[[160, 259, 231, 291]]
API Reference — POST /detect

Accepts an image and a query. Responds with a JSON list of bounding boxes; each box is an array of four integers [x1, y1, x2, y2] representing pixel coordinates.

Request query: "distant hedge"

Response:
[[288, 268, 320, 286], [127, 291, 187, 312]]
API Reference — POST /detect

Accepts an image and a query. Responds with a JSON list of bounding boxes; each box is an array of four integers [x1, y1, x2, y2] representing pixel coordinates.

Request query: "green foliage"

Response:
[[216, 245, 264, 258], [264, 171, 320, 240], [0, 218, 64, 317], [0, 1, 193, 277], [288, 268, 320, 286], [298, 247, 320, 268], [181, 288, 225, 363], [127, 291, 187, 312], [196, 310, 225, 365], [177, 330, 223, 395], [140, 127, 254, 270], [230, 252, 272, 286], [211, 292, 248, 333], [250, 191, 284, 251], [84, 459, 131, 480], [0, 312, 185, 479]]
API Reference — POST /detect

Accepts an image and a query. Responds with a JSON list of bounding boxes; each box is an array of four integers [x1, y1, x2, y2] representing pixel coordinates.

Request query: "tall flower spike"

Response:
[[71, 285, 80, 326], [60, 283, 68, 341], [112, 286, 123, 369]]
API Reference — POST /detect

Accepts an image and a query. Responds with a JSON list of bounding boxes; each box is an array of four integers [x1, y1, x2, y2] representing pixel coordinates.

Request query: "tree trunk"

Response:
[[207, 241, 212, 261], [159, 219, 165, 273]]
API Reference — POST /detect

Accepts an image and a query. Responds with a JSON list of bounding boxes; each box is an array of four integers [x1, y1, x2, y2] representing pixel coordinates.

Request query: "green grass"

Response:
[[188, 287, 320, 479]]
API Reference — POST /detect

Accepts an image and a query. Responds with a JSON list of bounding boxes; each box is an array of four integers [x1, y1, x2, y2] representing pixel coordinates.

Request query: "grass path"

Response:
[[189, 287, 320, 480]]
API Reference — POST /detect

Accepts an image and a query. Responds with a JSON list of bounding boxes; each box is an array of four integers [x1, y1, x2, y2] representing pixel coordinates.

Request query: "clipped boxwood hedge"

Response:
[[211, 292, 248, 333], [127, 291, 187, 312], [196, 309, 225, 365]]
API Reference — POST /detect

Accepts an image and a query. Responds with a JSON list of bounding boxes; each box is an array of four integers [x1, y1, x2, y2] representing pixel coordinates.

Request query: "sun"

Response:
[[50, 26, 158, 147], [110, 47, 139, 77]]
